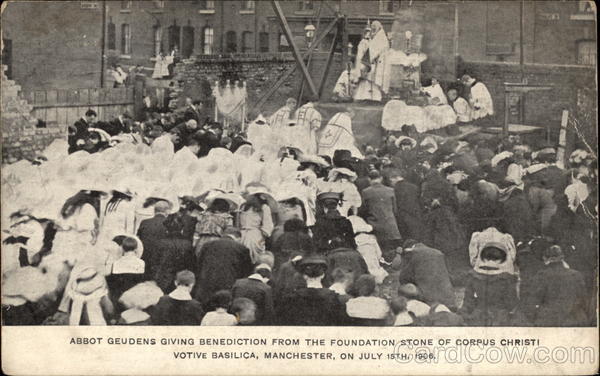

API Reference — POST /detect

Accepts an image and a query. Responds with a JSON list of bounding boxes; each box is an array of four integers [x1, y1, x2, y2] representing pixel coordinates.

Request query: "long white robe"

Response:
[[294, 103, 322, 154], [422, 83, 448, 105], [369, 29, 390, 92], [317, 112, 363, 159], [381, 100, 427, 133], [452, 97, 472, 123], [268, 106, 292, 132], [469, 82, 494, 120]]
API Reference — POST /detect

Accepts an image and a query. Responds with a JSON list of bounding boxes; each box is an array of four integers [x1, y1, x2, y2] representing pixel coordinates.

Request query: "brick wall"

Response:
[[1, 66, 65, 164], [171, 52, 344, 118]]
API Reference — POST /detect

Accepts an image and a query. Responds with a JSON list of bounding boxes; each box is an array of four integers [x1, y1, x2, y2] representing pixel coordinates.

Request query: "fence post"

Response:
[[556, 109, 569, 169]]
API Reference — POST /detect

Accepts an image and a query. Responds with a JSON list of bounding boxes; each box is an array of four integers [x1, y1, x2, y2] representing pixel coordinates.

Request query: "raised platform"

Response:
[[316, 102, 385, 148]]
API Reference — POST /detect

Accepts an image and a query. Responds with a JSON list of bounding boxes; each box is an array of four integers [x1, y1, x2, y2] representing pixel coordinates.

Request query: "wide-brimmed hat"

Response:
[[328, 167, 357, 182], [88, 128, 111, 143], [395, 136, 417, 148], [119, 281, 163, 310], [244, 183, 279, 212], [298, 154, 329, 168], [205, 190, 245, 212], [491, 151, 513, 168], [253, 114, 268, 125], [296, 253, 328, 268]]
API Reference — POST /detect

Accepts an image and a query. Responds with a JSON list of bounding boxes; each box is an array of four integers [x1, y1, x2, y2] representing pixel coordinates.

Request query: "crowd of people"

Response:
[[2, 84, 598, 327]]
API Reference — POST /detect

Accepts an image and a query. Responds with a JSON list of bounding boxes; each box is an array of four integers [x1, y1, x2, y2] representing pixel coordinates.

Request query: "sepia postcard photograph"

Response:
[[1, 0, 598, 375]]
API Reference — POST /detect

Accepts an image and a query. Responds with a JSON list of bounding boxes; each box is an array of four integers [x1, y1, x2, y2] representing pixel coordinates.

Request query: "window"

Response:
[[297, 1, 314, 12], [225, 31, 237, 53], [153, 25, 163, 56], [577, 40, 597, 66], [198, 0, 215, 13], [202, 27, 214, 54], [107, 21, 116, 50], [182, 26, 195, 58], [259, 32, 269, 53], [242, 31, 253, 52], [168, 24, 181, 53], [153, 0, 165, 8], [121, 24, 131, 55], [120, 1, 132, 10], [379, 0, 394, 15], [240, 1, 255, 13]]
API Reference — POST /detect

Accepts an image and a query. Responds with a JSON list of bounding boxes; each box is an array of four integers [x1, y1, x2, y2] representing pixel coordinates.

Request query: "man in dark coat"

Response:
[[522, 245, 589, 326], [397, 240, 456, 310], [104, 112, 133, 136], [359, 169, 401, 255], [170, 119, 199, 151], [137, 201, 170, 280], [312, 192, 356, 252], [183, 98, 210, 126], [69, 109, 97, 153], [150, 270, 205, 325], [193, 228, 253, 305], [231, 264, 275, 325], [389, 168, 424, 241]]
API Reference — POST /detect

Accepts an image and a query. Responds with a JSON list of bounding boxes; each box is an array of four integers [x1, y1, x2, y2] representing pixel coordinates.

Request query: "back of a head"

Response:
[[211, 290, 233, 309], [353, 274, 376, 297], [368, 169, 382, 181], [121, 237, 138, 253], [480, 246, 507, 263], [175, 270, 195, 287], [154, 200, 171, 215], [390, 296, 408, 315], [331, 267, 353, 284], [299, 263, 327, 279], [209, 198, 230, 213], [283, 218, 307, 233]]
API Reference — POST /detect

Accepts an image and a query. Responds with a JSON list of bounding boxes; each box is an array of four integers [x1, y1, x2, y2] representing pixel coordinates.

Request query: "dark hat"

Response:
[[296, 253, 328, 268], [317, 191, 342, 202]]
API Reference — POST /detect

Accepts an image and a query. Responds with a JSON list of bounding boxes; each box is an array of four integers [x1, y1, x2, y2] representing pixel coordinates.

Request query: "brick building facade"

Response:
[[2, 1, 596, 90]]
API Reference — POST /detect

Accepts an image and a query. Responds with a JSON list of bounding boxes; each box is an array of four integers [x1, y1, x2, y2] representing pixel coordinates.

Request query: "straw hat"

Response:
[[491, 151, 513, 168], [298, 154, 330, 168], [244, 183, 278, 212], [328, 167, 357, 182], [395, 136, 417, 148]]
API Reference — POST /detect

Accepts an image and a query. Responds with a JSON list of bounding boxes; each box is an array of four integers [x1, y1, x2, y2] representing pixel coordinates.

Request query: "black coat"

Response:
[[277, 288, 349, 326], [460, 271, 518, 326], [231, 278, 275, 325], [137, 215, 168, 280], [154, 237, 195, 293], [193, 238, 253, 304], [150, 296, 205, 325], [394, 180, 424, 241], [312, 210, 356, 252], [523, 262, 589, 326]]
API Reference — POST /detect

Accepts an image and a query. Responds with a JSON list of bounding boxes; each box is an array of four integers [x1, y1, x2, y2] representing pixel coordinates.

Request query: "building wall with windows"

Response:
[[1, 0, 595, 91]]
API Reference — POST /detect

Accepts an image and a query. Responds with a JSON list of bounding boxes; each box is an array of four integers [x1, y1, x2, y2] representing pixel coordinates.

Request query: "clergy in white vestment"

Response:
[[447, 89, 472, 123], [368, 21, 390, 94], [318, 109, 364, 159], [421, 78, 448, 105], [247, 114, 274, 152], [269, 98, 297, 132], [294, 102, 322, 154], [461, 74, 494, 120]]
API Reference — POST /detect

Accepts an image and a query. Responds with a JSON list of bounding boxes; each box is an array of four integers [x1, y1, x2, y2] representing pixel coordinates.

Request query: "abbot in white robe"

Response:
[[469, 82, 494, 120], [318, 112, 363, 159]]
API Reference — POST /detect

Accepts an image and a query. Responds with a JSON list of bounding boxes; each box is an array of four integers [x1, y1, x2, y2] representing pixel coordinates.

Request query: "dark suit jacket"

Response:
[[193, 238, 253, 304], [184, 106, 210, 126], [137, 215, 168, 279], [394, 180, 424, 241], [398, 243, 456, 309], [150, 296, 204, 325], [231, 277, 275, 325], [360, 182, 401, 242]]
